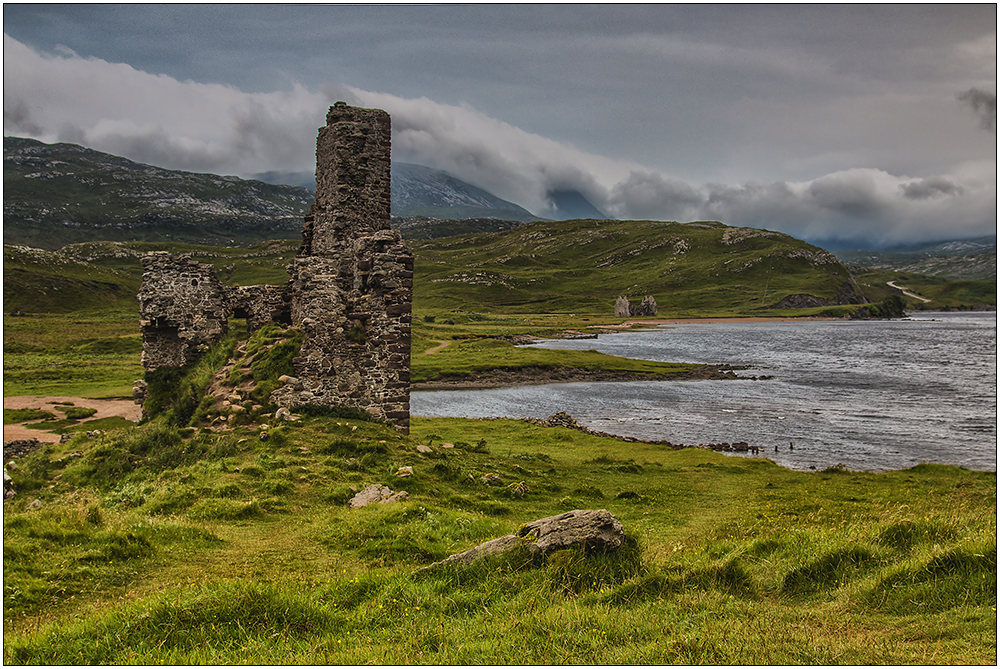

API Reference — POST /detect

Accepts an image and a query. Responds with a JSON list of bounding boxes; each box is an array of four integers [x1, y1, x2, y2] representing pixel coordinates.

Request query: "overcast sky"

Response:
[[3, 4, 996, 248]]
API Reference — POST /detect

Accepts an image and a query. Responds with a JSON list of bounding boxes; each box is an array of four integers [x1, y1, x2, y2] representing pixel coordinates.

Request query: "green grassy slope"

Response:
[[4, 245, 142, 315], [851, 267, 997, 310], [3, 229, 995, 663], [3, 412, 995, 664], [411, 219, 866, 315]]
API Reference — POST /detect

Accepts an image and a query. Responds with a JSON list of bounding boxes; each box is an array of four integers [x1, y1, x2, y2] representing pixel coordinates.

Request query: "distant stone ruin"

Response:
[[137, 103, 413, 431], [614, 295, 657, 318]]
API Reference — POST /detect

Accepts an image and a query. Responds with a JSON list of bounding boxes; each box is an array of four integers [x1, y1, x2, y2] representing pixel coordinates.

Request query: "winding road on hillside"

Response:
[[887, 281, 932, 303]]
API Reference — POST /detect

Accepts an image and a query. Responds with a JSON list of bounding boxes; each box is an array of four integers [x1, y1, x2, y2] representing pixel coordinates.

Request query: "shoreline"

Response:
[[599, 315, 841, 329], [410, 363, 761, 391]]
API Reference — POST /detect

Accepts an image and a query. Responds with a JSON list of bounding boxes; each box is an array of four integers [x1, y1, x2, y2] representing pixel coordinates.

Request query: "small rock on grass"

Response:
[[348, 484, 409, 509]]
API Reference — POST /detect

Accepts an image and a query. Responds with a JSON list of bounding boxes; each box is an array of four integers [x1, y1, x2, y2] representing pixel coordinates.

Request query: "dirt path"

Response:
[[423, 339, 451, 355], [3, 396, 141, 444], [887, 280, 932, 303]]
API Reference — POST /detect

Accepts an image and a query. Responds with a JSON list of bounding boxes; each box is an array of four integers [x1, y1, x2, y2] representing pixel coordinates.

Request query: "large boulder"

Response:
[[518, 508, 625, 554], [420, 509, 625, 571]]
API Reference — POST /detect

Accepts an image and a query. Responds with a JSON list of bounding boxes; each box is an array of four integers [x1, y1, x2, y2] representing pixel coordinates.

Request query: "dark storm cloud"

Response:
[[806, 171, 887, 218], [4, 4, 995, 185], [2, 5, 996, 247], [958, 88, 997, 132]]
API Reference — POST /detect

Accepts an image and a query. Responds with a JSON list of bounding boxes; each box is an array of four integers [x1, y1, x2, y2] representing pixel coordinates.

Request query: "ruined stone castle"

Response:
[[614, 295, 657, 318], [137, 103, 413, 431]]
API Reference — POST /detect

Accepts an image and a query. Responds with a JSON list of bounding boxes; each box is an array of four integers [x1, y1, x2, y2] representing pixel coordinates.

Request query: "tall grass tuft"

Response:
[[5, 582, 334, 665], [781, 547, 878, 595], [862, 542, 997, 613]]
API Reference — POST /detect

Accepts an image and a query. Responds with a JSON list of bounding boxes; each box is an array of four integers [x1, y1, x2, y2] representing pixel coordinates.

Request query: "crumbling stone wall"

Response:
[[138, 253, 229, 369], [227, 284, 292, 333], [633, 295, 658, 316], [301, 104, 394, 255], [138, 103, 413, 431], [614, 295, 631, 318], [614, 294, 657, 317]]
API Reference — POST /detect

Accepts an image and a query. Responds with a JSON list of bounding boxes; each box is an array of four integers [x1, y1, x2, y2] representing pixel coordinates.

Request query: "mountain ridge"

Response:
[[4, 136, 312, 250], [4, 136, 993, 286], [834, 236, 997, 281]]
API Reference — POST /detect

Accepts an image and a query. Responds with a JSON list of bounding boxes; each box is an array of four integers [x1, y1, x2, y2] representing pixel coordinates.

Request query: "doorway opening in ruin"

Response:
[[231, 308, 253, 337]]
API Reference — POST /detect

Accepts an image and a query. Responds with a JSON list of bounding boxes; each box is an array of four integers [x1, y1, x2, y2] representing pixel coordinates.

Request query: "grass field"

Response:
[[3, 230, 996, 663], [3, 411, 995, 664]]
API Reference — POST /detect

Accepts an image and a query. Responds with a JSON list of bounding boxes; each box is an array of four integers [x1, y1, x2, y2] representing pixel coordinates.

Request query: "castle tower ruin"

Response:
[[138, 103, 413, 432], [274, 102, 413, 430]]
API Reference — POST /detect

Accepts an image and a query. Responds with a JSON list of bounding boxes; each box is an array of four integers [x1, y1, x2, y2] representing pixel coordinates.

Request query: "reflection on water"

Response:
[[412, 312, 997, 472]]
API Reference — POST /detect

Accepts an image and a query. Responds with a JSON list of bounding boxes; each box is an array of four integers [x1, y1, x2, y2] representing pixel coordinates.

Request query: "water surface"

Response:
[[411, 312, 997, 472]]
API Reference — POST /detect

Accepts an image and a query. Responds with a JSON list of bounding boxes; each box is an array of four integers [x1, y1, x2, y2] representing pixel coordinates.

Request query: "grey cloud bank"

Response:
[[2, 4, 996, 248]]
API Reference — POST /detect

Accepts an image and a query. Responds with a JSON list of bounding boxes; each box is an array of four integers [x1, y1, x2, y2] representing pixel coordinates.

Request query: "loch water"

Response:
[[411, 312, 997, 472]]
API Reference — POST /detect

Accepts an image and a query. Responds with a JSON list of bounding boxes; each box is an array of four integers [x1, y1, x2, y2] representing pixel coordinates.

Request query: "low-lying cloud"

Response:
[[3, 34, 995, 248], [959, 88, 997, 132]]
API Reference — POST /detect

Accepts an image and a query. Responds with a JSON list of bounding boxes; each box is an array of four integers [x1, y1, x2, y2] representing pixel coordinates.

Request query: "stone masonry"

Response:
[[138, 103, 413, 431], [614, 295, 657, 318], [138, 254, 230, 369]]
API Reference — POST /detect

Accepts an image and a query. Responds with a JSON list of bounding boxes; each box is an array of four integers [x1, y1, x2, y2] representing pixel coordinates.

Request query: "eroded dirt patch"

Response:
[[3, 395, 141, 443]]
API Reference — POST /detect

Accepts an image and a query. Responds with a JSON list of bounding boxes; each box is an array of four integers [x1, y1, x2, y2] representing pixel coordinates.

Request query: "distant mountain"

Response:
[[390, 162, 539, 222], [545, 189, 609, 220], [254, 163, 609, 223], [4, 137, 313, 250], [835, 236, 997, 280], [882, 236, 997, 255], [5, 137, 606, 251]]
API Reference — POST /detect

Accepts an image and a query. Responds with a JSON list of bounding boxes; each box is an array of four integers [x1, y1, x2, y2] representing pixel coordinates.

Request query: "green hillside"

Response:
[[3, 402, 995, 664], [3, 245, 142, 315], [4, 220, 995, 319], [411, 219, 867, 315]]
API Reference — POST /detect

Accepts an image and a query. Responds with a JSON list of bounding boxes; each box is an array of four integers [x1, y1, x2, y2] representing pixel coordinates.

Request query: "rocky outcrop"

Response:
[[420, 509, 625, 571], [767, 278, 867, 310], [3, 438, 42, 461], [768, 293, 829, 310], [849, 295, 907, 320]]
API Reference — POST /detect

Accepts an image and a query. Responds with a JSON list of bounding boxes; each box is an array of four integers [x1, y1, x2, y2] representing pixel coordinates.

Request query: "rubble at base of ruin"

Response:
[[137, 103, 413, 432]]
